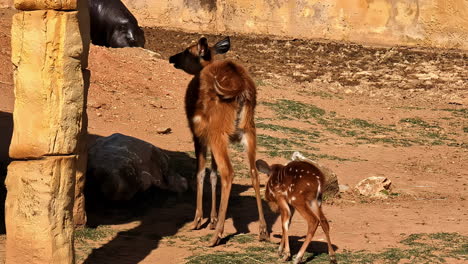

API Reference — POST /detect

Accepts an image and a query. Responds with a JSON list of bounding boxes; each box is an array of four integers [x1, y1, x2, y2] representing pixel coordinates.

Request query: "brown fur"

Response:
[[169, 37, 269, 246], [256, 160, 337, 264]]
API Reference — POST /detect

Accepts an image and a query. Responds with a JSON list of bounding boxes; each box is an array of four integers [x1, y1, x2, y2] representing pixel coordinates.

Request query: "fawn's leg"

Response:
[[192, 137, 207, 230], [293, 201, 320, 264], [244, 132, 269, 241], [318, 209, 337, 264], [208, 137, 233, 246], [209, 153, 218, 230], [277, 198, 292, 261]]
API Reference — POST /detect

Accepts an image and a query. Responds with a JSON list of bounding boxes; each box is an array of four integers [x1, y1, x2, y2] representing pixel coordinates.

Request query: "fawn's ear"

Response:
[[198, 37, 209, 58], [213, 36, 230, 54], [256, 159, 271, 175]]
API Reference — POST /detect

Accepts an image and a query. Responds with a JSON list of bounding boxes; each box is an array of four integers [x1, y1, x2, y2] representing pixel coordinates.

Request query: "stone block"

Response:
[[5, 156, 77, 264], [9, 10, 87, 158], [15, 0, 78, 11]]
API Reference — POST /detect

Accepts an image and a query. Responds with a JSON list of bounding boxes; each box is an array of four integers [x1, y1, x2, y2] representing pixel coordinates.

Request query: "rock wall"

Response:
[[5, 0, 89, 263], [123, 0, 468, 50]]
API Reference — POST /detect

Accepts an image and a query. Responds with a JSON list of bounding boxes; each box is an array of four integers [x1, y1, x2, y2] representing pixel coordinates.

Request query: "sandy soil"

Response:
[[0, 8, 467, 264]]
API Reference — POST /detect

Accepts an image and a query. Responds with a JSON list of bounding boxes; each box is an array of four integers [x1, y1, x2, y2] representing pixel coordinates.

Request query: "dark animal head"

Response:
[[169, 36, 230, 75], [109, 21, 146, 48]]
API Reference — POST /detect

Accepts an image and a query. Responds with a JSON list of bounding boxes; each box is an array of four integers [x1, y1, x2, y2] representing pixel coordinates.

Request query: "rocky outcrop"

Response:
[[86, 133, 188, 201]]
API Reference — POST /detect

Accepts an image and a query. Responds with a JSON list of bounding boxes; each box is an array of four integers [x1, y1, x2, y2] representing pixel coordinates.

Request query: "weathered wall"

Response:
[[122, 0, 468, 50]]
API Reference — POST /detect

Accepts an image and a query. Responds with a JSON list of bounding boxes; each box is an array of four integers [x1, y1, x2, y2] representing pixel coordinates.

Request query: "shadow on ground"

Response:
[[272, 233, 339, 263], [0, 111, 13, 235], [83, 134, 280, 264]]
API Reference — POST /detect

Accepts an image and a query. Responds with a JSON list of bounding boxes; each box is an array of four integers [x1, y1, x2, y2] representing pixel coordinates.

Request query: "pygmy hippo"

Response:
[[88, 0, 145, 48]]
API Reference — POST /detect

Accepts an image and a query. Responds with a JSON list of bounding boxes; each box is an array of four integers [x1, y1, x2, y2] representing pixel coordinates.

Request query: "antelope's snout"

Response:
[[169, 53, 182, 69]]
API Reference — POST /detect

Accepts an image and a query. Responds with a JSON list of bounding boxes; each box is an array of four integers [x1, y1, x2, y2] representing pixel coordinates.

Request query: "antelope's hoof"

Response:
[[191, 218, 202, 230], [259, 229, 270, 241], [277, 247, 284, 257], [208, 233, 221, 247], [330, 255, 337, 264], [209, 218, 217, 230], [293, 257, 303, 264], [281, 252, 291, 262]]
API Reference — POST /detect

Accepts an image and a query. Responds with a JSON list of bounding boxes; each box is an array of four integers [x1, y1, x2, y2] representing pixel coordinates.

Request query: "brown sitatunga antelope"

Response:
[[169, 37, 269, 246], [256, 159, 337, 264]]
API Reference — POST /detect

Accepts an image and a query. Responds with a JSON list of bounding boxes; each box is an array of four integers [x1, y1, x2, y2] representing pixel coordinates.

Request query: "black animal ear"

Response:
[[256, 159, 271, 175], [198, 37, 209, 57], [214, 36, 230, 54]]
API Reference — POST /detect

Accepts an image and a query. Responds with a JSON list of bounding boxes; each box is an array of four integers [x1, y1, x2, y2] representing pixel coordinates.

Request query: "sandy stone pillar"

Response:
[[5, 0, 89, 263]]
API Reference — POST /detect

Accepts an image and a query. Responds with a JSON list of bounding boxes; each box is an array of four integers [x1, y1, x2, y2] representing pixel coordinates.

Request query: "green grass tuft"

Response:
[[262, 99, 326, 120], [75, 227, 116, 242], [185, 232, 468, 264]]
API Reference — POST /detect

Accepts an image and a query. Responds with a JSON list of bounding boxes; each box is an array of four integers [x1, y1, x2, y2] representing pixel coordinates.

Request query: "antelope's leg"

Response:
[[318, 209, 337, 264], [209, 152, 218, 230], [245, 132, 269, 241], [278, 198, 291, 261], [192, 137, 207, 230], [293, 202, 320, 264], [208, 137, 233, 246]]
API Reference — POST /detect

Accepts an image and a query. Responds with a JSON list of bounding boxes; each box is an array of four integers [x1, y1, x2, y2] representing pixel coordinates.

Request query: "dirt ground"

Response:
[[1, 8, 467, 264]]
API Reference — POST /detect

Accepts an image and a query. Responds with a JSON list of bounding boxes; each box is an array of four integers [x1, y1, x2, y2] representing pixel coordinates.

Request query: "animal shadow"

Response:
[[0, 111, 13, 235], [82, 134, 278, 263], [273, 234, 339, 262]]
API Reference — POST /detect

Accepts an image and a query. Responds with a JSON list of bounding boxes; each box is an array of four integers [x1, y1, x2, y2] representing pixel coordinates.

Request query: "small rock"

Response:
[[339, 184, 350, 193], [157, 128, 172, 134], [355, 176, 392, 198]]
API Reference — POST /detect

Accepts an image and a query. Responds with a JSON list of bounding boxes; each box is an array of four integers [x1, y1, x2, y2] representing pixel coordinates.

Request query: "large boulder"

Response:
[[86, 133, 188, 201]]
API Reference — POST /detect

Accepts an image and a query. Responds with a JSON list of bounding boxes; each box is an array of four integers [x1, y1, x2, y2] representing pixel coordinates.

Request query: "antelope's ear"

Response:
[[214, 36, 230, 54], [256, 159, 271, 175], [198, 37, 209, 57]]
